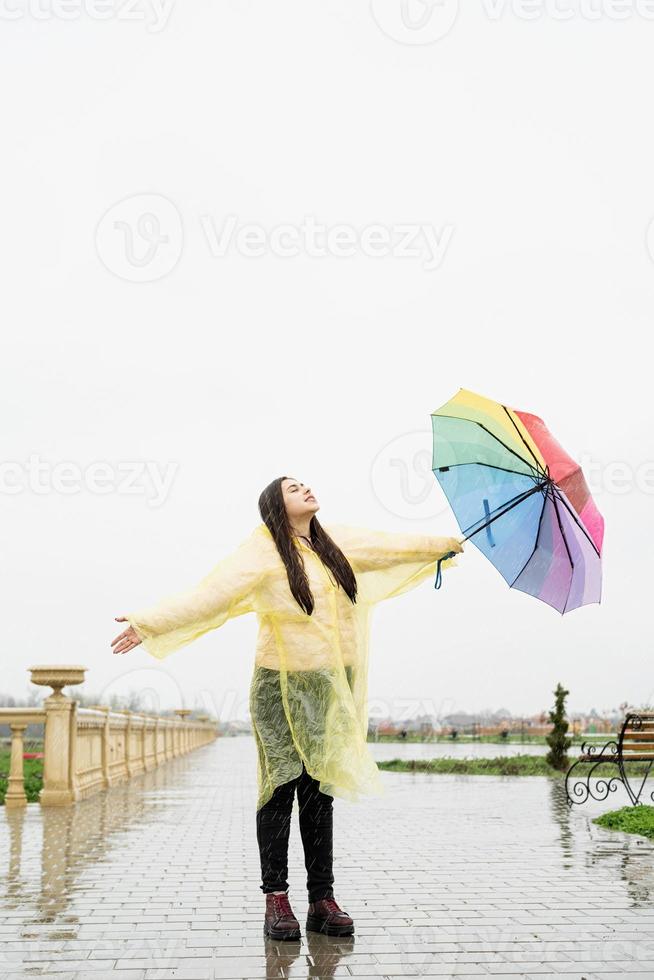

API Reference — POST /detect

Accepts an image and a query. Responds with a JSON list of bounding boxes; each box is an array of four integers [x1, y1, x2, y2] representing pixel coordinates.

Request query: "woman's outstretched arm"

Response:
[[111, 528, 265, 661], [323, 523, 463, 605]]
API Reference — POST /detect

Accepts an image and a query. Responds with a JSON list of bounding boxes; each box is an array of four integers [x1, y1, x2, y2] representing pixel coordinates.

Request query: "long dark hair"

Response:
[[258, 476, 358, 615]]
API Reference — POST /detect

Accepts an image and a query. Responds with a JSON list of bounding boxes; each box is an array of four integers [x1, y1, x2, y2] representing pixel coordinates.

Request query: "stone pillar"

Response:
[[4, 723, 28, 809], [30, 666, 86, 807], [40, 696, 76, 806]]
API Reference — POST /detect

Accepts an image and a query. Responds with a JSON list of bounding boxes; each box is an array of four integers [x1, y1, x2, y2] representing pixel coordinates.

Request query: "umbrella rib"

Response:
[[502, 405, 547, 477], [507, 493, 549, 588], [434, 426, 600, 559], [433, 415, 543, 479], [432, 394, 601, 614], [461, 481, 546, 542], [550, 490, 576, 614], [550, 484, 601, 558], [434, 461, 545, 480], [454, 482, 547, 590]]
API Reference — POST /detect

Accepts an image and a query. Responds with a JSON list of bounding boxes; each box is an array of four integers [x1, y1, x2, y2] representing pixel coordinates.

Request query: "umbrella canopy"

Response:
[[431, 388, 604, 614]]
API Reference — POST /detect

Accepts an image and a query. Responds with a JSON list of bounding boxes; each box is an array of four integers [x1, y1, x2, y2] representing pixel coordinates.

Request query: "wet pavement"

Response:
[[1, 736, 654, 980]]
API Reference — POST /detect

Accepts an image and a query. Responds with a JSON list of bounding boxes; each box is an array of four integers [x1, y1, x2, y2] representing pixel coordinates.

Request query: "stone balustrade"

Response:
[[0, 666, 218, 808]]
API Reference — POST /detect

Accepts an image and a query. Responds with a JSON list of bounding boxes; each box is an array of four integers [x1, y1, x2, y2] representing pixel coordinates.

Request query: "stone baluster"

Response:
[[115, 709, 133, 778], [175, 709, 191, 755], [4, 723, 28, 809], [89, 705, 110, 789]]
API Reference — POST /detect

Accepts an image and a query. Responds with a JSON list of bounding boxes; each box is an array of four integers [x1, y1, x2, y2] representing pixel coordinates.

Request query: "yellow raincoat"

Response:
[[126, 523, 461, 810]]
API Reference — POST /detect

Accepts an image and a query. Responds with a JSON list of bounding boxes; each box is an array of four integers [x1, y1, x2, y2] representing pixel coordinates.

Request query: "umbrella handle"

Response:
[[434, 550, 459, 590]]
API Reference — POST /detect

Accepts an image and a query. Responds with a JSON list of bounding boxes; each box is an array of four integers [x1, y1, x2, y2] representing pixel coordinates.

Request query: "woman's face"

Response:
[[281, 477, 320, 522]]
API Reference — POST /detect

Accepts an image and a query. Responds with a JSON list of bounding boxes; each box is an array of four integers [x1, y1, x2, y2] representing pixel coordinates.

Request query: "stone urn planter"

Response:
[[29, 665, 86, 700]]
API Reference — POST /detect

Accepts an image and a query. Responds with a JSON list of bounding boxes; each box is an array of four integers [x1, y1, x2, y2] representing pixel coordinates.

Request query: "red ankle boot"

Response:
[[306, 896, 354, 936], [264, 891, 301, 940]]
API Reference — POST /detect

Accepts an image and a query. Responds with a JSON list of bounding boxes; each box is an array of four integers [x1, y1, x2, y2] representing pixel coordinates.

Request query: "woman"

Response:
[[111, 476, 463, 941]]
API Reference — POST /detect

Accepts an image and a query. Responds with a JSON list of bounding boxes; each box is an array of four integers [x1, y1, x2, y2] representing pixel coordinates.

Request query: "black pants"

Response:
[[256, 760, 334, 903]]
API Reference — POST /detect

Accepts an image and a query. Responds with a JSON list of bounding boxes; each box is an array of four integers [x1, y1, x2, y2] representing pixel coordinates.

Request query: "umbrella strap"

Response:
[[434, 551, 458, 590]]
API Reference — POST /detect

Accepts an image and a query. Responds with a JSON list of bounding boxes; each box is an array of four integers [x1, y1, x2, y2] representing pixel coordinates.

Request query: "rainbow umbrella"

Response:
[[431, 388, 604, 614]]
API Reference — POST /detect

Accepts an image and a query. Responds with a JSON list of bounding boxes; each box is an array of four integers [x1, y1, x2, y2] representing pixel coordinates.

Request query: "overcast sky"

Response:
[[3, 1, 652, 721]]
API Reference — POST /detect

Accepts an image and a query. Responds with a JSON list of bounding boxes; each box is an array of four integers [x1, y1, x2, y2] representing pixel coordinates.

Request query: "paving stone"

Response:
[[2, 738, 654, 980]]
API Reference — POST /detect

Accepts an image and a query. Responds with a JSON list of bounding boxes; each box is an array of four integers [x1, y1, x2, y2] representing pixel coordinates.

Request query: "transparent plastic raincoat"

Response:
[[126, 523, 461, 810]]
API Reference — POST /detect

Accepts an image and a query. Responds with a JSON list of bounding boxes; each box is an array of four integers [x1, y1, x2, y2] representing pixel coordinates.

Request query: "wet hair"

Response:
[[258, 476, 358, 615]]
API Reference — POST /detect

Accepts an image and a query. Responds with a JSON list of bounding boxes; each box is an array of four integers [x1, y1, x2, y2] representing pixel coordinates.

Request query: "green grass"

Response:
[[377, 755, 654, 778], [593, 805, 654, 839], [369, 733, 610, 746], [0, 751, 43, 804], [378, 755, 561, 776]]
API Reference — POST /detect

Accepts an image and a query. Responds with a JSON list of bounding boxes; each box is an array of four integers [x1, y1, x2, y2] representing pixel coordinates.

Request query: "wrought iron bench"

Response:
[[565, 712, 654, 807]]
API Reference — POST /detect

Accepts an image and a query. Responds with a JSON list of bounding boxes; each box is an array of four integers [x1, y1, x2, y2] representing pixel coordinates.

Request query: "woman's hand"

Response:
[[111, 617, 143, 655], [446, 537, 465, 555]]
